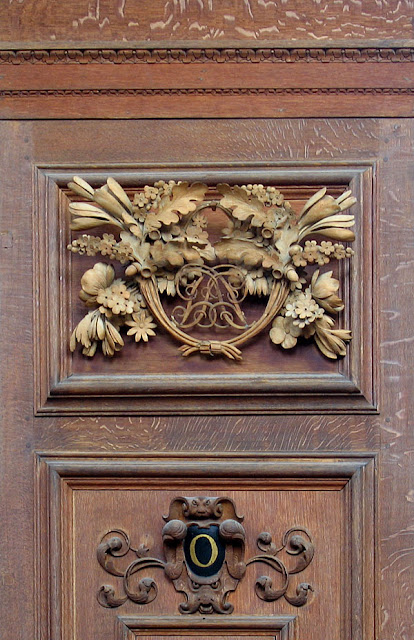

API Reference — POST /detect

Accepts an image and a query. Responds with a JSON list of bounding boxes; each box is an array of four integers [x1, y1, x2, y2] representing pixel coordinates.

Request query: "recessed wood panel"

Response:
[[75, 487, 339, 635], [35, 454, 375, 640], [116, 616, 295, 640], [33, 161, 376, 415]]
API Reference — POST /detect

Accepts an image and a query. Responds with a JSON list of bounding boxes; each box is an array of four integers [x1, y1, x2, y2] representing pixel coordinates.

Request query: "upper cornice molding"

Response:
[[1, 47, 414, 65]]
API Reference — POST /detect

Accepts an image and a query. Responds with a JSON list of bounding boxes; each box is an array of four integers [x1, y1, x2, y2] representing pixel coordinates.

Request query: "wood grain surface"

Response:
[[1, 112, 412, 638], [0, 5, 413, 639], [34, 453, 374, 640], [1, 0, 414, 46]]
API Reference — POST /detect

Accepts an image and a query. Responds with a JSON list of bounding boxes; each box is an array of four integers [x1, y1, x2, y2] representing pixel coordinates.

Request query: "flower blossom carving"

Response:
[[67, 177, 356, 361]]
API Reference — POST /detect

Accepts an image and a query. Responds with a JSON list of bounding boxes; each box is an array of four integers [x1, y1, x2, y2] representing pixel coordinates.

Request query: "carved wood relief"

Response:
[[97, 496, 314, 614], [67, 177, 356, 361], [35, 453, 376, 640], [33, 160, 376, 414]]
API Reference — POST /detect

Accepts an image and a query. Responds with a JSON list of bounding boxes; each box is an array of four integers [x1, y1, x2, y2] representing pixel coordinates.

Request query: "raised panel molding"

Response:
[[34, 162, 377, 415], [35, 452, 376, 640], [116, 615, 296, 640]]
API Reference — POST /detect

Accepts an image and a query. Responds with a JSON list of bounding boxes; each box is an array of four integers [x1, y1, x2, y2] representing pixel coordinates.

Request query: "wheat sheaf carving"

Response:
[[67, 178, 356, 361]]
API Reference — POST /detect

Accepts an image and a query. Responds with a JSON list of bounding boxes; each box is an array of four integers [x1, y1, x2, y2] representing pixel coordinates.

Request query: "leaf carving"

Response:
[[215, 238, 266, 267], [69, 202, 124, 231], [314, 315, 351, 359], [151, 240, 203, 269], [215, 238, 283, 276], [107, 177, 134, 213], [156, 182, 208, 226], [218, 184, 268, 227], [67, 178, 356, 362]]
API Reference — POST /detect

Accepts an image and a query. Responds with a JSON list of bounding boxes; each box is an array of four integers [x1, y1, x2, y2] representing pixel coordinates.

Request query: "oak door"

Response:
[[1, 13, 413, 640]]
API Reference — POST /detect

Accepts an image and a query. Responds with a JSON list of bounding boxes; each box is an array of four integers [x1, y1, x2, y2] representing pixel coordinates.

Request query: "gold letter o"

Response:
[[189, 534, 218, 568]]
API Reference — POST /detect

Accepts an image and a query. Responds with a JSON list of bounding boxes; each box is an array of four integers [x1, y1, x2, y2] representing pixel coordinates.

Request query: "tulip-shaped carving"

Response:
[[67, 179, 356, 360]]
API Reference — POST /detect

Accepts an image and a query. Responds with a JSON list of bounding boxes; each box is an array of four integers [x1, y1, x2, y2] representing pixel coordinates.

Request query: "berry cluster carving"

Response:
[[67, 177, 356, 361]]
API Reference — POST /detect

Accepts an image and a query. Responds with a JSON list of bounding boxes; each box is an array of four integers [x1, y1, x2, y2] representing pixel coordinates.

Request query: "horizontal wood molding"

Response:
[[34, 162, 377, 416], [1, 47, 414, 64], [4, 87, 414, 97], [37, 450, 376, 480], [2, 91, 414, 119], [0, 47, 413, 118]]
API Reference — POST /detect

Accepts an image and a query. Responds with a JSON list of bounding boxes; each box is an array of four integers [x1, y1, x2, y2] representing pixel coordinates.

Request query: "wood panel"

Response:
[[1, 1, 414, 46], [32, 161, 375, 414], [116, 616, 295, 640], [35, 453, 375, 640], [0, 33, 413, 640]]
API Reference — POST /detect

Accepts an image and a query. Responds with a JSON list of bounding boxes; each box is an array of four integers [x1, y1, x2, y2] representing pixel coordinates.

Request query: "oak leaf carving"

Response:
[[156, 182, 208, 226], [218, 184, 269, 227], [151, 240, 203, 269]]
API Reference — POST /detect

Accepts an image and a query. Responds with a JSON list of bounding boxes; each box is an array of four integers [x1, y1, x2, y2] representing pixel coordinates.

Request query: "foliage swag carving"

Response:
[[97, 496, 314, 614], [67, 177, 356, 361]]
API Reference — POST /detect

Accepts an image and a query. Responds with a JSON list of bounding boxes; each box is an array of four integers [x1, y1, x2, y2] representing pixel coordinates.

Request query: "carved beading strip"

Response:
[[1, 87, 414, 98], [0, 47, 413, 65]]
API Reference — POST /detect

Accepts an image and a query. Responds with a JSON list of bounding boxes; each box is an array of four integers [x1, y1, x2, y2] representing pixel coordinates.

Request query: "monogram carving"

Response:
[[67, 178, 356, 361], [97, 496, 315, 614]]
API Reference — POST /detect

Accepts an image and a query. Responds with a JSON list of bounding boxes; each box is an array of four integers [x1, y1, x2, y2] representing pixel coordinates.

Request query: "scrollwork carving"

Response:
[[246, 527, 315, 607], [97, 585, 128, 608], [96, 529, 165, 608], [67, 178, 356, 361], [96, 497, 314, 614]]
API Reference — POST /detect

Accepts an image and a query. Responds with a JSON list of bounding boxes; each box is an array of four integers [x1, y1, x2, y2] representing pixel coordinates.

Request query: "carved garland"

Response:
[[97, 496, 315, 614], [67, 177, 356, 361]]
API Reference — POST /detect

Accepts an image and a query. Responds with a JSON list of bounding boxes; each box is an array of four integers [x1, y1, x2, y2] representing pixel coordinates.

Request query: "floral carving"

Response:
[[68, 178, 356, 360]]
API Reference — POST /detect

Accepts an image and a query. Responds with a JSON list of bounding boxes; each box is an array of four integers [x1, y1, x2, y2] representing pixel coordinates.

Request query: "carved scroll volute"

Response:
[[219, 519, 246, 580], [96, 497, 315, 614], [162, 519, 186, 580], [96, 529, 164, 608], [248, 527, 315, 607]]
